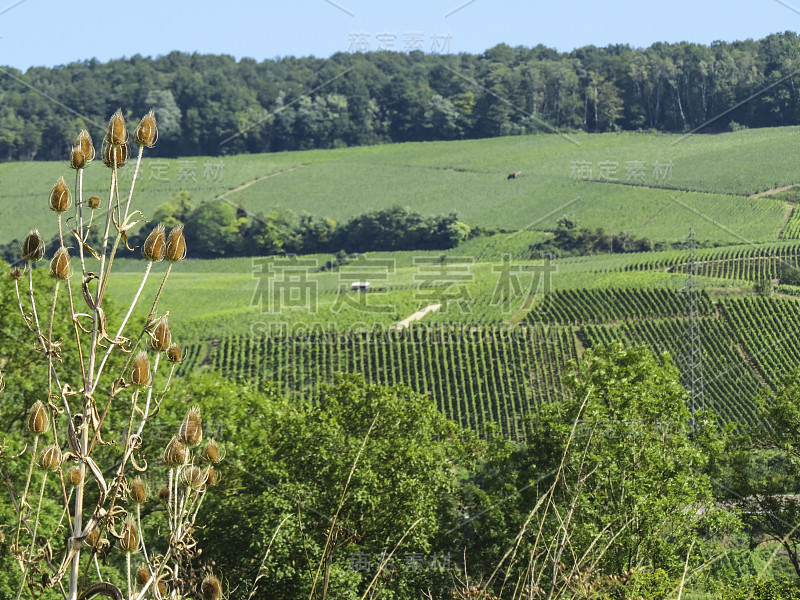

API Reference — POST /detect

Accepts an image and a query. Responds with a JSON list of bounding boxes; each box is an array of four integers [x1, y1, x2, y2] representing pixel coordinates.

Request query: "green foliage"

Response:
[[722, 578, 800, 600], [184, 200, 247, 257], [159, 372, 477, 599], [725, 370, 800, 579], [532, 219, 663, 256], [464, 343, 738, 596]]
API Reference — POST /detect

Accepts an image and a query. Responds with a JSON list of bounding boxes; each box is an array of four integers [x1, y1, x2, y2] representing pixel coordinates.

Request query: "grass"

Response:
[[6, 127, 800, 248]]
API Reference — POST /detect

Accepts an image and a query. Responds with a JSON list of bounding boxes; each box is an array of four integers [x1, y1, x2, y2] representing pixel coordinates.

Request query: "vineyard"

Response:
[[530, 287, 716, 324], [178, 324, 578, 440], [608, 242, 800, 282], [176, 287, 800, 434]]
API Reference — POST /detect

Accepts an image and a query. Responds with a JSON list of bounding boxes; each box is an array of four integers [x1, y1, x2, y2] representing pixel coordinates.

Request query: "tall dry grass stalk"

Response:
[[6, 110, 223, 600]]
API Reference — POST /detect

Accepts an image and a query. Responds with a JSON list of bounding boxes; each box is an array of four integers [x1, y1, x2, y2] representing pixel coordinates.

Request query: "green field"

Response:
[[10, 127, 800, 436], [5, 127, 800, 248]]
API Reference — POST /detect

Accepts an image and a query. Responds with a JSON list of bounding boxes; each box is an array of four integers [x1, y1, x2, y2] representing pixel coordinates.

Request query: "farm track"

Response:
[[779, 204, 795, 240], [749, 184, 797, 198], [213, 165, 305, 201]]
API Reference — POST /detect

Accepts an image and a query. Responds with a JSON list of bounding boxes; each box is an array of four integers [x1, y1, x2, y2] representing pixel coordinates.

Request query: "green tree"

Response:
[[466, 343, 736, 598], [173, 373, 478, 599], [726, 370, 800, 579], [151, 190, 194, 229], [184, 200, 246, 257]]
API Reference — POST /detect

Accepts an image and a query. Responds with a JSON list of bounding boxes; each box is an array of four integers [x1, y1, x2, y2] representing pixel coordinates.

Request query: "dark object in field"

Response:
[[507, 171, 522, 180]]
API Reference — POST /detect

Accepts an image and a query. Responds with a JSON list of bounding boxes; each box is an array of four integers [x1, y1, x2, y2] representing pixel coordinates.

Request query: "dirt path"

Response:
[[778, 203, 795, 240], [735, 343, 768, 387], [749, 184, 796, 198], [214, 165, 304, 201], [393, 304, 442, 329]]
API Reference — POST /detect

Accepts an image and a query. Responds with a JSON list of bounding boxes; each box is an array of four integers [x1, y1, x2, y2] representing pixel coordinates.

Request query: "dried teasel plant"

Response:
[[4, 109, 224, 600]]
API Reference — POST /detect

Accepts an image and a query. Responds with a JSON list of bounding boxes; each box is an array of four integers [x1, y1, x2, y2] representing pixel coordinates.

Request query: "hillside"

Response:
[[7, 128, 800, 436]]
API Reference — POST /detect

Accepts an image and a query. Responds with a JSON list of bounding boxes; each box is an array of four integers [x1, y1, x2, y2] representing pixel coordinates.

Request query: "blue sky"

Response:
[[2, 0, 799, 70]]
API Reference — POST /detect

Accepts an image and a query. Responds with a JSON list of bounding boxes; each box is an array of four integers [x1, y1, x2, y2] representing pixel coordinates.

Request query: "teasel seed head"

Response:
[[103, 140, 128, 168], [9, 267, 23, 281], [201, 574, 222, 600], [165, 225, 186, 262], [38, 443, 62, 472], [135, 110, 158, 148], [167, 343, 182, 363], [129, 476, 147, 503], [204, 466, 218, 487], [150, 316, 171, 352], [106, 108, 128, 145], [77, 130, 95, 163], [202, 439, 221, 463], [178, 406, 202, 447], [84, 527, 100, 548], [158, 485, 170, 501], [27, 401, 49, 435], [119, 516, 139, 553], [49, 176, 72, 212], [131, 351, 151, 387], [21, 230, 45, 262], [181, 465, 206, 491], [67, 466, 83, 486], [69, 146, 86, 170], [49, 247, 72, 280], [164, 436, 186, 467], [142, 224, 166, 262], [87, 195, 101, 209], [136, 563, 151, 585]]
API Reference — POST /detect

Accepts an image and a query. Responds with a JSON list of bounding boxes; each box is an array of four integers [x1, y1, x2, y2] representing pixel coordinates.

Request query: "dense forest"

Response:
[[5, 31, 800, 160]]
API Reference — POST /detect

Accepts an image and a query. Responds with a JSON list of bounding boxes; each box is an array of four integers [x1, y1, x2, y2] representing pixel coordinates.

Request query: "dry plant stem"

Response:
[[126, 553, 132, 600], [75, 170, 87, 278], [96, 163, 125, 307], [137, 353, 160, 438], [358, 518, 424, 600], [95, 161, 119, 308], [168, 469, 175, 532], [55, 487, 75, 538], [47, 280, 60, 396], [136, 504, 150, 564], [174, 478, 194, 581], [13, 280, 32, 333], [68, 162, 120, 600], [15, 436, 39, 553], [97, 148, 143, 308], [485, 387, 594, 595], [124, 146, 144, 222], [58, 213, 87, 383], [90, 263, 171, 400], [16, 471, 49, 600], [247, 514, 293, 600], [309, 414, 378, 600], [191, 490, 207, 522], [28, 265, 46, 353], [94, 261, 153, 386], [19, 270, 73, 424]]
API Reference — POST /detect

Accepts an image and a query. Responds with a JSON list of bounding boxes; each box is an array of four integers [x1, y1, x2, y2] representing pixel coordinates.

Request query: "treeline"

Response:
[[6, 32, 800, 160], [135, 194, 468, 259], [0, 194, 467, 262], [532, 218, 669, 256]]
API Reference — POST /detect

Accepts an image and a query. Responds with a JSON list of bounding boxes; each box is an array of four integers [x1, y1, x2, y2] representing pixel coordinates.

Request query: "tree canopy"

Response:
[[5, 33, 800, 160]]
